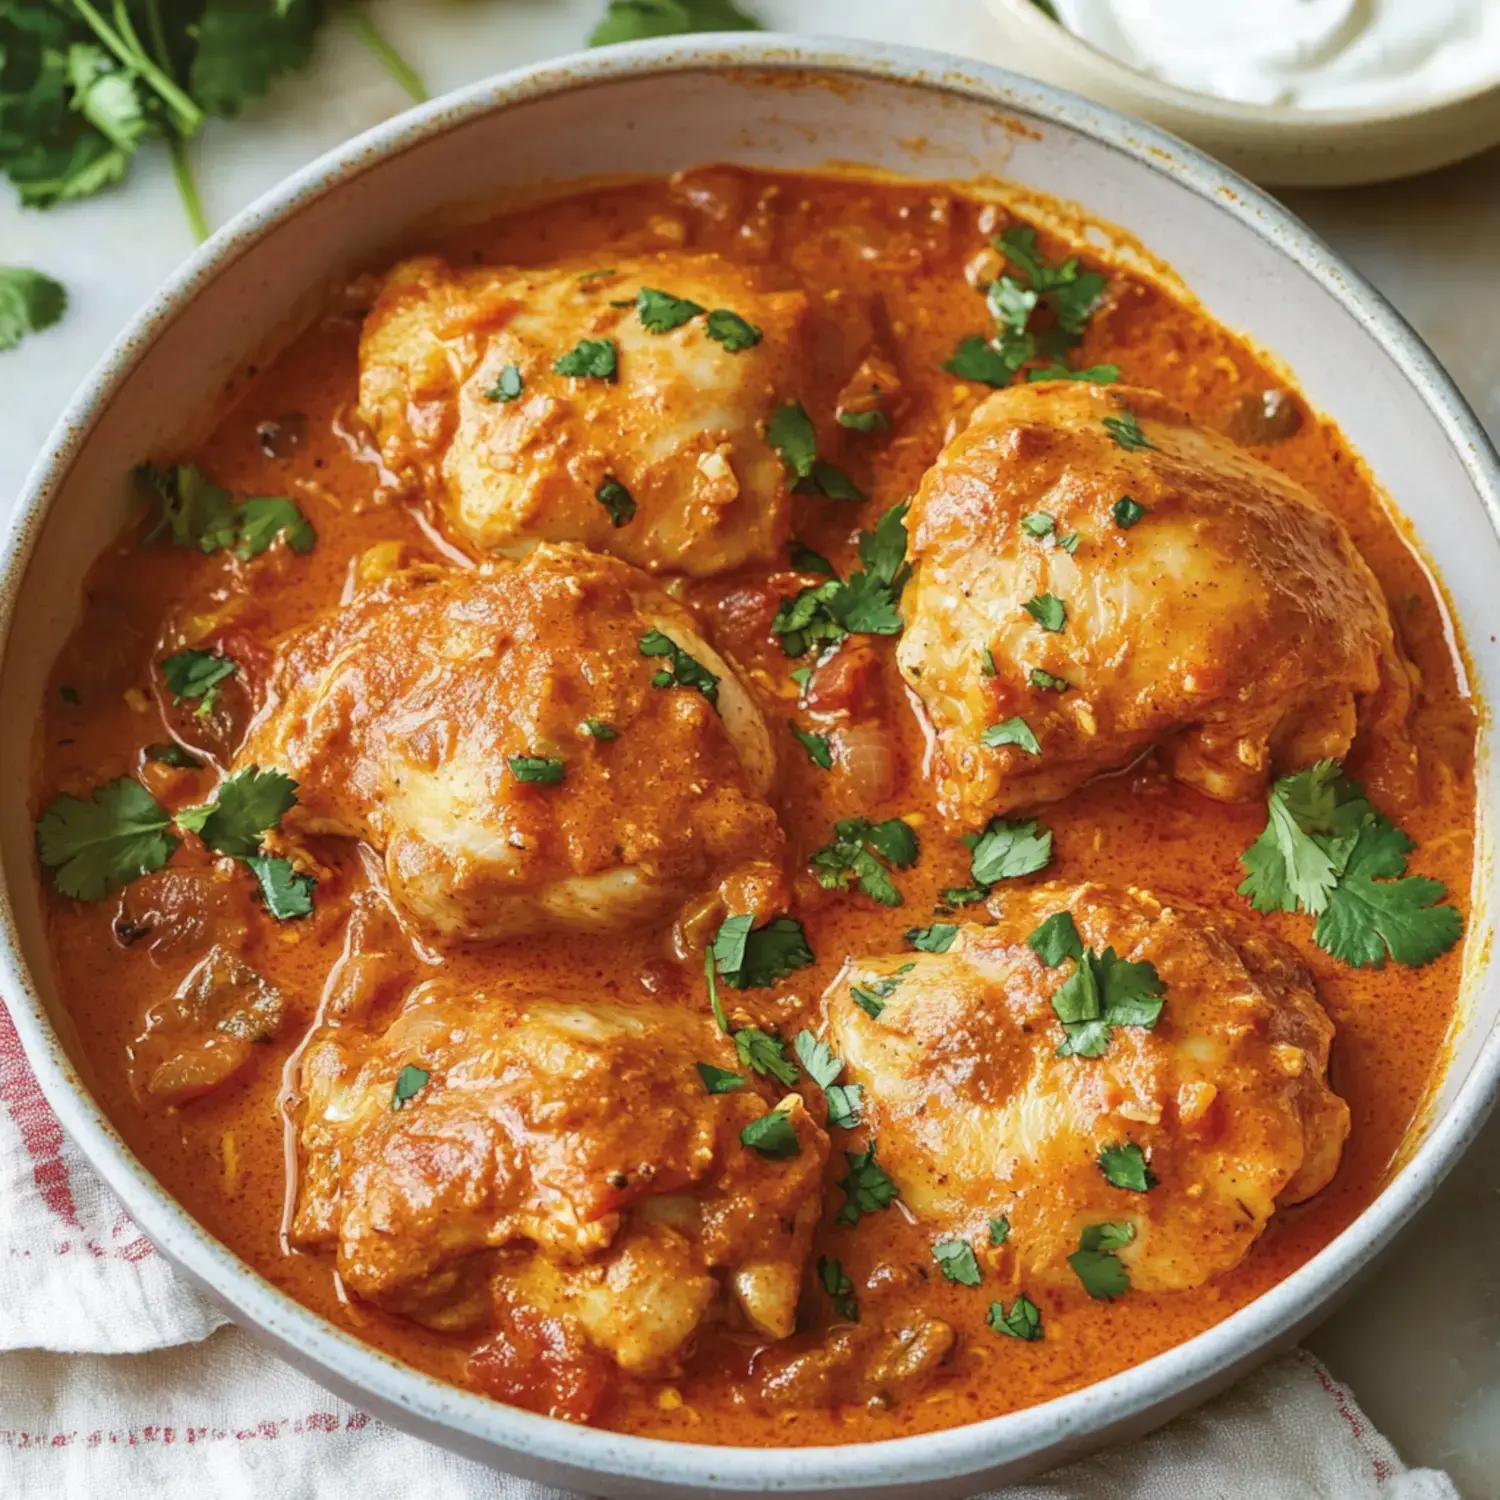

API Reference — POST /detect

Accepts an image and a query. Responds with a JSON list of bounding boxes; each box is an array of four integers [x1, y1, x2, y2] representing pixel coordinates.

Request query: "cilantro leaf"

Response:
[[486, 364, 523, 402], [1027, 910, 1083, 967], [1102, 411, 1153, 451], [986, 275, 1037, 332], [989, 1216, 1011, 1246], [178, 766, 297, 857], [554, 338, 618, 380], [933, 1237, 982, 1286], [590, 0, 762, 46], [37, 778, 175, 901], [818, 1255, 860, 1321], [508, 755, 565, 785], [1052, 944, 1166, 1059], [1030, 668, 1070, 692], [1020, 512, 1056, 538], [242, 853, 314, 920], [635, 285, 704, 332], [1069, 1222, 1135, 1299], [639, 629, 719, 707], [711, 914, 814, 989], [161, 647, 236, 717], [982, 717, 1041, 755], [146, 742, 202, 770], [233, 497, 315, 558], [943, 332, 1033, 387], [1112, 495, 1147, 528], [705, 308, 761, 351], [836, 1144, 898, 1223], [789, 540, 835, 576], [767, 401, 818, 479], [794, 728, 832, 769], [1024, 594, 1066, 632], [0, 266, 66, 351], [392, 1063, 429, 1110], [138, 464, 313, 559], [734, 1027, 799, 1087], [1027, 362, 1119, 384], [595, 476, 636, 528], [581, 717, 618, 741], [811, 818, 920, 907], [969, 817, 1053, 886], [794, 1030, 863, 1129], [837, 408, 887, 432], [741, 1108, 801, 1159], [771, 504, 908, 655], [1098, 1141, 1157, 1192], [989, 1296, 1043, 1341], [190, 0, 321, 119], [696, 1062, 747, 1094], [906, 923, 958, 954]]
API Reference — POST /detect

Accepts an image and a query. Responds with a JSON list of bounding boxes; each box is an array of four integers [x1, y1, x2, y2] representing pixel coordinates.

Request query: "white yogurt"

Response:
[[1049, 0, 1500, 111]]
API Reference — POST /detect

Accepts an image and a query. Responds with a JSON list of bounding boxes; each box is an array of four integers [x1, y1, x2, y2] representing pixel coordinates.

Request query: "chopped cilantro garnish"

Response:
[[705, 308, 762, 352], [139, 464, 315, 560], [36, 778, 176, 901], [819, 1255, 860, 1321], [639, 629, 719, 708], [508, 755, 565, 785], [906, 922, 958, 954], [989, 1216, 1011, 1246], [1028, 362, 1119, 385], [848, 965, 914, 1019], [1057, 532, 1081, 554], [161, 647, 236, 718], [810, 816, 919, 907], [711, 913, 814, 989], [989, 1295, 1043, 1341], [1238, 760, 1462, 968], [595, 475, 636, 528], [981, 646, 997, 677], [704, 948, 730, 1033], [741, 1109, 801, 1159], [933, 1237, 982, 1286], [1024, 594, 1066, 632], [635, 286, 704, 333], [696, 1062, 747, 1094], [576, 267, 617, 282], [581, 718, 618, 742], [485, 364, 524, 402], [969, 817, 1053, 886], [1098, 1141, 1157, 1192], [1069, 1222, 1135, 1299], [836, 1143, 898, 1223], [1051, 945, 1165, 1059], [553, 337, 618, 380], [733, 1027, 800, 1087], [1102, 411, 1152, 451], [939, 884, 993, 909], [794, 1030, 862, 1129], [176, 766, 296, 858], [1112, 495, 1147, 528], [768, 402, 866, 501], [392, 1063, 429, 1111], [943, 332, 1033, 387], [982, 717, 1041, 756], [243, 854, 314, 920], [1026, 910, 1083, 967], [146, 742, 202, 770], [837, 408, 887, 433], [1030, 667, 1070, 692], [1020, 511, 1056, 538], [794, 728, 833, 769]]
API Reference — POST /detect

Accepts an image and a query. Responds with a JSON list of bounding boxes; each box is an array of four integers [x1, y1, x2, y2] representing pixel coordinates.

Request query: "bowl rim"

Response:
[[986, 0, 1500, 127], [2, 31, 1500, 1494]]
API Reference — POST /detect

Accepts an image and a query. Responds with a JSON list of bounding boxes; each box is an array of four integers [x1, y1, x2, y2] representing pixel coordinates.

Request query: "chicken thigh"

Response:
[[828, 882, 1348, 1293], [358, 253, 807, 576], [241, 545, 781, 941], [292, 983, 827, 1417], [898, 381, 1408, 825]]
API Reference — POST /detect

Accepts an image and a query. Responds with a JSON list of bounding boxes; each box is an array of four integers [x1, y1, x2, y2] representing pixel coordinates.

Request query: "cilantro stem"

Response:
[[70, 0, 203, 134], [344, 6, 428, 103], [168, 135, 209, 243]]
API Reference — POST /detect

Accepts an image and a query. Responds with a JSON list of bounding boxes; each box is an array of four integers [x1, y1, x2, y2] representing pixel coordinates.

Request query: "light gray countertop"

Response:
[[2, 2, 1496, 1494]]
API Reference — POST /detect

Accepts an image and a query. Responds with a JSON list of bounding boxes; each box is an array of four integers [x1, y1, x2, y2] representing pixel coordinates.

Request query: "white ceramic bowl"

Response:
[[1, 35, 1497, 1500], [983, 0, 1500, 187]]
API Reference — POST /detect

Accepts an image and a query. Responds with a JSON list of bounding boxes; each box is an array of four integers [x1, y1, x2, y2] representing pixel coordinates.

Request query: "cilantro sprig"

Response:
[[836, 1143, 899, 1223], [1239, 761, 1462, 969], [1027, 910, 1166, 1059], [711, 914, 814, 989], [139, 464, 314, 560], [37, 778, 176, 901], [818, 1255, 859, 1322], [794, 1029, 863, 1130], [810, 817, 919, 907]]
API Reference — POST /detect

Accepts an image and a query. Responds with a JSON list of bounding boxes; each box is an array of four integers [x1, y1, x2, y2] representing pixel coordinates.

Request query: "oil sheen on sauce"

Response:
[[33, 168, 1476, 1447]]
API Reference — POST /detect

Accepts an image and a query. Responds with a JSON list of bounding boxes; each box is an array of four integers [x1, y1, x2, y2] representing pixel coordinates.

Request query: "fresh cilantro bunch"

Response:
[[944, 224, 1117, 388], [772, 501, 910, 658], [1239, 760, 1462, 969], [0, 1, 426, 240]]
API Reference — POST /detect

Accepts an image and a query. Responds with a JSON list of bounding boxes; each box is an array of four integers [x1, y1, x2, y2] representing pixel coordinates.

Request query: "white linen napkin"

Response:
[[0, 998, 1460, 1497]]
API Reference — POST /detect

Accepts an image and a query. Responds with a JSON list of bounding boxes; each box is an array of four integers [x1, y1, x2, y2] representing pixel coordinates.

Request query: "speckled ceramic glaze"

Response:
[[0, 36, 1496, 1499]]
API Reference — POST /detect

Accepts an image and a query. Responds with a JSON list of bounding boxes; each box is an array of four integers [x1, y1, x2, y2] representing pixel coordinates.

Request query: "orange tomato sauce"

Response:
[[33, 168, 1475, 1445]]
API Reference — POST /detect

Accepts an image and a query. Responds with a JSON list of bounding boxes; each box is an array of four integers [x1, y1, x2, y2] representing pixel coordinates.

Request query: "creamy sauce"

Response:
[[1051, 0, 1500, 110]]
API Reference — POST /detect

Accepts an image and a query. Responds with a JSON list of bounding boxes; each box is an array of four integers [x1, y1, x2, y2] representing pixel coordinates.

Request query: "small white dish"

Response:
[[983, 0, 1500, 186]]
